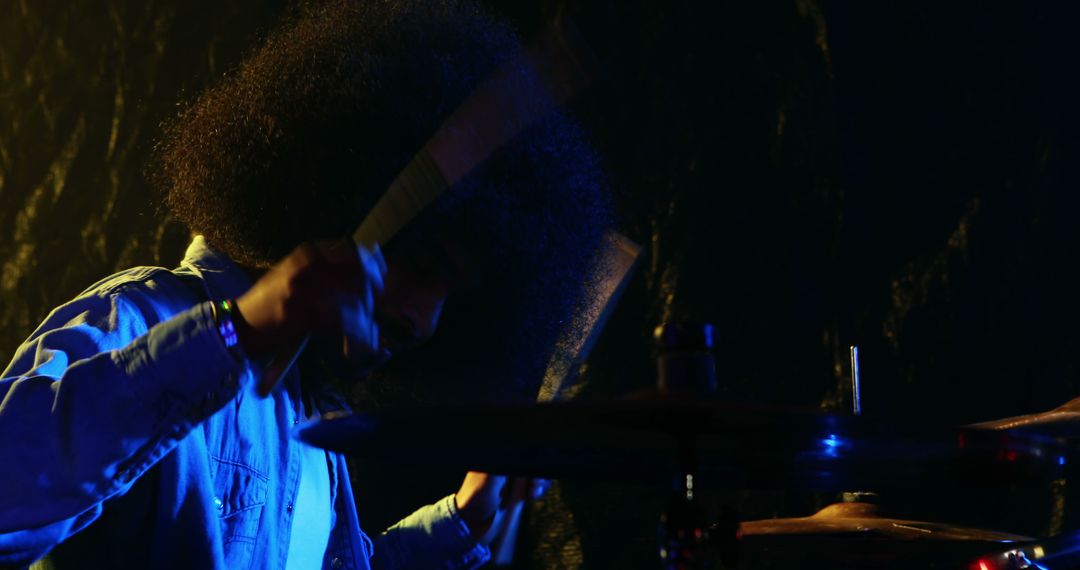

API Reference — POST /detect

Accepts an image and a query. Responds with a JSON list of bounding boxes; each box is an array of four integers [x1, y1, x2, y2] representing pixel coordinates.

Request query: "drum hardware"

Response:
[[971, 529, 1080, 569], [838, 345, 877, 508], [965, 397, 1080, 568], [850, 345, 862, 415], [488, 232, 642, 566], [297, 335, 1073, 568], [655, 322, 720, 569], [296, 397, 1066, 489]]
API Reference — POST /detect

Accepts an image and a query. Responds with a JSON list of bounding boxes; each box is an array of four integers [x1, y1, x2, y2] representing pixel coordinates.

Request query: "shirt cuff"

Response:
[[442, 493, 483, 548], [380, 494, 490, 569], [115, 300, 246, 423]]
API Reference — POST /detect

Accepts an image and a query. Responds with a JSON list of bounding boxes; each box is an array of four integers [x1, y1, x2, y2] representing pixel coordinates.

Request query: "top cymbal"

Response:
[[970, 395, 1080, 437], [297, 393, 1065, 490]]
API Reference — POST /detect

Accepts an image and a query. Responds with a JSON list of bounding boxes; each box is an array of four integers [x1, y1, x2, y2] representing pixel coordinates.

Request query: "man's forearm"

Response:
[[371, 494, 490, 570], [0, 281, 243, 559]]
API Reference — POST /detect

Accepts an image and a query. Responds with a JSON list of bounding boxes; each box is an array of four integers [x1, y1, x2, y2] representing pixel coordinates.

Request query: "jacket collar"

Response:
[[179, 235, 256, 303]]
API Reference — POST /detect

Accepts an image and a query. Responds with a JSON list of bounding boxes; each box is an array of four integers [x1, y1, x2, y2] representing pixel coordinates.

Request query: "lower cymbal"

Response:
[[740, 502, 1032, 542], [738, 502, 1034, 569], [296, 395, 1066, 490]]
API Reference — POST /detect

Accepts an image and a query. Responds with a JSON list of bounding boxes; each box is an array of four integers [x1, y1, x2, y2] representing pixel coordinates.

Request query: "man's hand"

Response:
[[234, 240, 388, 381], [455, 471, 549, 543]]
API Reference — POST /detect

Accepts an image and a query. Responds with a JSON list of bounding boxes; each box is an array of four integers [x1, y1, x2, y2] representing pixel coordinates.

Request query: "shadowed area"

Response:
[[5, 0, 1080, 567]]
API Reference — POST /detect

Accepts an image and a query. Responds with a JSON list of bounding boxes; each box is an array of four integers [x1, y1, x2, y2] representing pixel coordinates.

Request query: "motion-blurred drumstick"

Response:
[[486, 232, 642, 565], [258, 16, 601, 396]]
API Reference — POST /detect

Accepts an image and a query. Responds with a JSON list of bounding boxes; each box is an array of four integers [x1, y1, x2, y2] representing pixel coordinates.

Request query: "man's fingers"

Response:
[[372, 242, 388, 275], [245, 238, 389, 397], [341, 297, 380, 357], [330, 242, 382, 351], [363, 278, 375, 315], [357, 244, 386, 296]]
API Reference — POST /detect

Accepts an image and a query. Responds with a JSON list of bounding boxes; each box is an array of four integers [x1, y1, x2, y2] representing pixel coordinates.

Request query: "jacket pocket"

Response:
[[210, 455, 269, 544]]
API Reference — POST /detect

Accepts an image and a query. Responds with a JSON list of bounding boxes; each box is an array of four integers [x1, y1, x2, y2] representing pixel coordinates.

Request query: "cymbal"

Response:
[[297, 394, 1065, 490], [970, 396, 1080, 437], [740, 502, 1032, 542], [738, 502, 1034, 569]]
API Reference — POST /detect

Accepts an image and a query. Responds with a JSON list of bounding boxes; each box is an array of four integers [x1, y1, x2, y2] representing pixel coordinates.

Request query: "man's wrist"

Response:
[[454, 492, 495, 540]]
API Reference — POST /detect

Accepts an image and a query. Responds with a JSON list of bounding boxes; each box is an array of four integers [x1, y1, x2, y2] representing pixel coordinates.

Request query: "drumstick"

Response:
[[486, 232, 642, 565], [258, 16, 601, 396]]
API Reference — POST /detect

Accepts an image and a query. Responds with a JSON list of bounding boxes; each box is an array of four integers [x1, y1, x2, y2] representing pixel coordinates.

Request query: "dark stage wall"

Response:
[[4, 0, 1080, 567]]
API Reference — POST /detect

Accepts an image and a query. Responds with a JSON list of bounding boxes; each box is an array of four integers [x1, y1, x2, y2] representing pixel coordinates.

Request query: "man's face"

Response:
[[373, 236, 480, 360]]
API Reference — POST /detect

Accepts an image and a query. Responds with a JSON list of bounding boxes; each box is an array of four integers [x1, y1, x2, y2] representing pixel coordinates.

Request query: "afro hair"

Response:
[[153, 0, 613, 402]]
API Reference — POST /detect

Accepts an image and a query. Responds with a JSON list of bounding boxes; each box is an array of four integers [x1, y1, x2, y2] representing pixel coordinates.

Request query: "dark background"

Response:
[[4, 0, 1080, 567]]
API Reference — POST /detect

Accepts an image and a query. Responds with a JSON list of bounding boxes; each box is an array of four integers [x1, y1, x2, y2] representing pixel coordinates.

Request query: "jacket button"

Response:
[[330, 557, 344, 568], [213, 497, 224, 510], [286, 502, 294, 514]]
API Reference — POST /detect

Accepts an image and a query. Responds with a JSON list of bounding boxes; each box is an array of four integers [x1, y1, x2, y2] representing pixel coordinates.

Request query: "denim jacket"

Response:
[[0, 236, 489, 569]]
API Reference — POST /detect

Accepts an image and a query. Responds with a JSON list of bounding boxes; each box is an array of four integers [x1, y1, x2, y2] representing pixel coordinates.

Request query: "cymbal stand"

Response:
[[654, 322, 733, 568], [658, 461, 715, 569], [839, 346, 879, 506]]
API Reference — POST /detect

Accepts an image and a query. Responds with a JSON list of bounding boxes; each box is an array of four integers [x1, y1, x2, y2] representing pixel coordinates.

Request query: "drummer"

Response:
[[0, 1, 611, 568]]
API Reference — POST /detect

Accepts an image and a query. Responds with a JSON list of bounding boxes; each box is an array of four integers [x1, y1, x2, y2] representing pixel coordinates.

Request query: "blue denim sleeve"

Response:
[[371, 494, 490, 570], [0, 281, 244, 566]]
